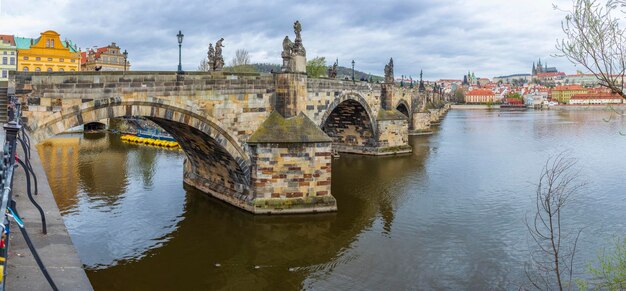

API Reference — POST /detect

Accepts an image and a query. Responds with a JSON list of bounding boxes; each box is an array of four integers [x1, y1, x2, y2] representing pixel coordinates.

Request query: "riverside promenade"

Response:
[[6, 134, 92, 290]]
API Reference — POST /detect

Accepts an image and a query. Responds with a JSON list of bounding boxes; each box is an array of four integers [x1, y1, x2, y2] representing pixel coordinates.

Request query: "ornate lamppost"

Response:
[[177, 30, 184, 73], [122, 49, 128, 72], [351, 60, 355, 83]]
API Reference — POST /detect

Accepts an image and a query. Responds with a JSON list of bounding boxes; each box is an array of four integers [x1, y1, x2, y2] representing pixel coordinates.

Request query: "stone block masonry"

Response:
[[248, 142, 336, 213], [11, 71, 448, 214]]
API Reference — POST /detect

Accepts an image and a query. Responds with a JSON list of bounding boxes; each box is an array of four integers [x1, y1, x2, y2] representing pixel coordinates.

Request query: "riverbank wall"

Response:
[[450, 104, 501, 110], [7, 141, 92, 290]]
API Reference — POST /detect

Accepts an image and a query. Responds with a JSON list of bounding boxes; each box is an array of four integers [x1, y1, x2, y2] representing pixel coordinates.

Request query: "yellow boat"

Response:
[[120, 134, 180, 149]]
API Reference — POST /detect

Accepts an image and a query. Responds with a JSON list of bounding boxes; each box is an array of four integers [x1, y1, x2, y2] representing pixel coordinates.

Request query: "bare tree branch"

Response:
[[556, 0, 626, 98], [525, 152, 586, 290]]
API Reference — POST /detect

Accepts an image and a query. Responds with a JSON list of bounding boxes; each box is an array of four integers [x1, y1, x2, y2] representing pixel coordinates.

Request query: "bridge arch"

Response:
[[395, 99, 410, 118], [28, 97, 252, 201], [320, 92, 378, 151]]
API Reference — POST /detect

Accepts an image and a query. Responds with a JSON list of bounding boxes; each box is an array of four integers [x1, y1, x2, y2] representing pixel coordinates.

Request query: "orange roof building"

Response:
[[465, 89, 495, 104], [81, 42, 130, 71]]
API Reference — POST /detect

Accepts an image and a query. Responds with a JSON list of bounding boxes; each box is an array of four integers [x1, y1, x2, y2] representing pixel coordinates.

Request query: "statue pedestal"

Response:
[[291, 55, 306, 73]]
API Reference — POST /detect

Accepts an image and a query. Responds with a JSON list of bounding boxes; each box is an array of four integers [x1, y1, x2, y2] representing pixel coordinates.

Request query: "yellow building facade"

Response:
[[551, 85, 588, 104], [16, 30, 81, 72]]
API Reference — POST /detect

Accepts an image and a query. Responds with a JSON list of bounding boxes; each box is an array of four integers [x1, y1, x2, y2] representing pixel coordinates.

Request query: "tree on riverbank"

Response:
[[556, 0, 626, 99], [576, 238, 626, 290], [525, 153, 585, 290], [198, 58, 210, 71], [226, 49, 256, 73], [306, 56, 327, 78]]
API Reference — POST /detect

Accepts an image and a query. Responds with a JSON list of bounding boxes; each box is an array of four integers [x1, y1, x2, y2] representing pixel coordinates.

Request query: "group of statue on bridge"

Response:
[[207, 38, 225, 71], [281, 21, 307, 72]]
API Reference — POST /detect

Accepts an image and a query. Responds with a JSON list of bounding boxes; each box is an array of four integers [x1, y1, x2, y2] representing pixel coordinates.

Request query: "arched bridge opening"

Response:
[[321, 95, 377, 154], [28, 99, 252, 209], [84, 121, 107, 132], [396, 101, 410, 118]]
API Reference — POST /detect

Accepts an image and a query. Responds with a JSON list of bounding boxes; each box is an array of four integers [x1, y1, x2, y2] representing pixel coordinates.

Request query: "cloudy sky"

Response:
[[0, 0, 581, 80]]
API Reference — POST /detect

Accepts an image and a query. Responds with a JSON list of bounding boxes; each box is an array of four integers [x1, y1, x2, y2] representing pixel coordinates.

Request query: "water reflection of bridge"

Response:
[[73, 134, 433, 290]]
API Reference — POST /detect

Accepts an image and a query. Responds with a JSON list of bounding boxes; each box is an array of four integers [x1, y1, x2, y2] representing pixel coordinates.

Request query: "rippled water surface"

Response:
[[37, 110, 626, 290]]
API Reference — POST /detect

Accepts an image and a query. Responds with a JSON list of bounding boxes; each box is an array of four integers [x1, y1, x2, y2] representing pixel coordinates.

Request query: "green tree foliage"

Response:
[[454, 88, 465, 103], [507, 92, 523, 101], [306, 57, 326, 78], [577, 238, 626, 290]]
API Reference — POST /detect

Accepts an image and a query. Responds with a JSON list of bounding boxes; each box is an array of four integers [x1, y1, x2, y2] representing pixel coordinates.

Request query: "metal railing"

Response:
[[0, 95, 57, 290]]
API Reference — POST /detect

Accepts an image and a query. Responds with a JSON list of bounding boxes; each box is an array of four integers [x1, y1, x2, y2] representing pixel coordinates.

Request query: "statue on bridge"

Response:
[[214, 38, 225, 71], [292, 20, 305, 56], [281, 36, 294, 71], [208, 43, 215, 71], [328, 58, 338, 78], [207, 38, 225, 71], [419, 69, 425, 92], [384, 58, 394, 84], [280, 20, 307, 73]]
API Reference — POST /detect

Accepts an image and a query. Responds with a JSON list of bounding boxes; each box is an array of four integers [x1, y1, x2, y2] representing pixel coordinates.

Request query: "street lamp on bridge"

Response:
[[177, 30, 184, 74], [351, 60, 355, 83], [123, 49, 128, 72]]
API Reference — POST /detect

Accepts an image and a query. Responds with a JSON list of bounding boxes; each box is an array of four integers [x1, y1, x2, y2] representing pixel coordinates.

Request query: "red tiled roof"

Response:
[[504, 98, 523, 104], [536, 72, 565, 78], [553, 85, 586, 91], [466, 89, 495, 96], [0, 34, 15, 46]]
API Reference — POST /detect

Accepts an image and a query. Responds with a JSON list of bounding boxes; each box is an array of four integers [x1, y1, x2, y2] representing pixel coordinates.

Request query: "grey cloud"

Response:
[[3, 0, 578, 80]]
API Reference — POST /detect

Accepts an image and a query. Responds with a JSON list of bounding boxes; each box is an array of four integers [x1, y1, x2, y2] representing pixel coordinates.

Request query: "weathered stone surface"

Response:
[[11, 71, 446, 214], [248, 111, 332, 143], [249, 142, 336, 214]]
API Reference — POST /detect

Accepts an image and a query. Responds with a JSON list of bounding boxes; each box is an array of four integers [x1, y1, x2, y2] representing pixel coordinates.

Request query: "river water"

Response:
[[37, 109, 626, 290]]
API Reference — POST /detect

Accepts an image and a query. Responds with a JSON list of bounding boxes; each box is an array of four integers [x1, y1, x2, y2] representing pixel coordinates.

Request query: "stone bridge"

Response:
[[10, 69, 449, 214]]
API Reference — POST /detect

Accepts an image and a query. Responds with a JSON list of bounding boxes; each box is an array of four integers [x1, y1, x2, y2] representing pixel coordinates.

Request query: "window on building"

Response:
[[35, 67, 41, 72], [59, 58, 64, 62], [23, 56, 28, 60], [51, 40, 54, 47], [2, 51, 6, 55], [2, 71, 6, 78], [48, 58, 53, 61], [10, 51, 14, 55], [2, 57, 6, 65], [70, 69, 75, 72], [103, 56, 108, 62], [59, 68, 64, 72], [23, 67, 28, 72], [10, 58, 14, 65], [46, 39, 50, 47], [71, 59, 75, 63], [47, 68, 52, 72], [36, 57, 41, 61]]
